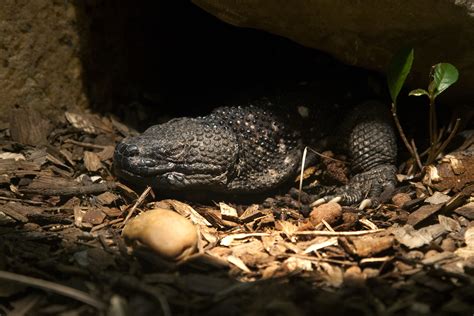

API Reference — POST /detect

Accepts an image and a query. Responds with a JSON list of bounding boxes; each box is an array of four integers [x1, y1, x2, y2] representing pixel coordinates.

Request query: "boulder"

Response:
[[192, 0, 474, 101], [0, 1, 88, 123]]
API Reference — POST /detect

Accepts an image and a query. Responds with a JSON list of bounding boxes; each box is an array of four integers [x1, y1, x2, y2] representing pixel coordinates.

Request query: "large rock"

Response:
[[0, 0, 88, 123], [192, 0, 474, 102]]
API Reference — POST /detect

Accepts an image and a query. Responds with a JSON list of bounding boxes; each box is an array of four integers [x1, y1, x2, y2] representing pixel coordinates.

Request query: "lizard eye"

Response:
[[153, 142, 185, 159]]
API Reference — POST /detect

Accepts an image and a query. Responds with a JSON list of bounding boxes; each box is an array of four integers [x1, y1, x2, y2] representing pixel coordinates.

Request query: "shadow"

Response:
[[72, 1, 381, 131]]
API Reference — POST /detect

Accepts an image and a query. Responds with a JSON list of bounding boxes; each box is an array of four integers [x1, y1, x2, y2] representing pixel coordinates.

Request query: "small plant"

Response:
[[408, 63, 459, 164], [386, 47, 421, 169], [386, 48, 460, 172]]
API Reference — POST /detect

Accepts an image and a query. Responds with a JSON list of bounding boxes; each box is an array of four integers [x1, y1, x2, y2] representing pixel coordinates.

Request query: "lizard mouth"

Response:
[[113, 140, 230, 189], [113, 141, 177, 177]]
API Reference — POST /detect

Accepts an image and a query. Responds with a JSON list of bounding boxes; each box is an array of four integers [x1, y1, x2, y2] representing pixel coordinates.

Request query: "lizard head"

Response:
[[113, 117, 239, 191]]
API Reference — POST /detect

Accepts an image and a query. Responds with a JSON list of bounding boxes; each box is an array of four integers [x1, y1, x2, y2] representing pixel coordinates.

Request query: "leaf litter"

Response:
[[0, 106, 473, 315]]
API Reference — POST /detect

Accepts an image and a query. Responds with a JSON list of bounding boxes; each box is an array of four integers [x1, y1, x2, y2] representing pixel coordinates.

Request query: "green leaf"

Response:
[[431, 63, 459, 98], [386, 47, 414, 103], [409, 89, 429, 97]]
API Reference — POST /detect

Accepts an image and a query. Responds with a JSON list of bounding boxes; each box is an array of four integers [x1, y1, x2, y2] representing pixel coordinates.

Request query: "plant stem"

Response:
[[410, 139, 423, 170], [434, 118, 461, 159], [391, 102, 420, 171], [427, 96, 438, 164]]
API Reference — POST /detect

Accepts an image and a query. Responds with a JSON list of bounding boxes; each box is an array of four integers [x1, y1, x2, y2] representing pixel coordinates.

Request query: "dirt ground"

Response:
[[0, 106, 473, 316]]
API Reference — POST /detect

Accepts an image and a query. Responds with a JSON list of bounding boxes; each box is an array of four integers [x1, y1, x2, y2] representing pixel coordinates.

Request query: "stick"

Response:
[[20, 182, 116, 196], [294, 228, 384, 236], [0, 270, 106, 310], [122, 186, 152, 226], [63, 139, 108, 150]]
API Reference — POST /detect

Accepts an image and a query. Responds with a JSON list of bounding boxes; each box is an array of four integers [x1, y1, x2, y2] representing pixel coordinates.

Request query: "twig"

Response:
[[294, 228, 384, 236], [90, 218, 124, 233], [20, 182, 117, 196], [0, 196, 44, 205], [306, 147, 348, 163], [297, 146, 308, 207], [111, 275, 171, 316], [284, 253, 356, 266], [410, 139, 423, 170], [297, 146, 347, 208], [433, 118, 461, 159], [122, 186, 152, 226], [63, 139, 108, 150], [0, 270, 106, 310], [391, 103, 418, 169]]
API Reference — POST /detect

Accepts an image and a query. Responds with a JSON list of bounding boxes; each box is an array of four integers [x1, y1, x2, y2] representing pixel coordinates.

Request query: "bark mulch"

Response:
[[1, 107, 473, 316]]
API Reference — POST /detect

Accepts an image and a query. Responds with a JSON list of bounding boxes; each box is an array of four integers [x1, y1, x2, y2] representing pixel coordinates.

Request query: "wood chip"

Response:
[[96, 192, 119, 205], [391, 224, 448, 249], [1, 203, 29, 223], [97, 146, 115, 161], [309, 202, 342, 226], [82, 209, 106, 225], [219, 202, 238, 217], [454, 226, 474, 259], [339, 234, 394, 257], [0, 159, 42, 173], [282, 257, 313, 272], [0, 153, 25, 161], [425, 192, 451, 205], [9, 107, 51, 146], [407, 204, 444, 227], [65, 112, 113, 134], [454, 202, 474, 219], [83, 151, 102, 172], [438, 215, 461, 232]]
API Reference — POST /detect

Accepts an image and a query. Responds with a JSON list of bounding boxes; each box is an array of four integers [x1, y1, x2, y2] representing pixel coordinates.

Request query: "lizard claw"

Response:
[[309, 195, 342, 207], [310, 198, 327, 207], [308, 164, 396, 207], [358, 198, 372, 210], [329, 196, 342, 204]]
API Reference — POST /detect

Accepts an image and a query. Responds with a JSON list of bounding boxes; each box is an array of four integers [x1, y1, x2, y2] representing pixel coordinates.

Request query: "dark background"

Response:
[[75, 1, 387, 128], [74, 0, 469, 150]]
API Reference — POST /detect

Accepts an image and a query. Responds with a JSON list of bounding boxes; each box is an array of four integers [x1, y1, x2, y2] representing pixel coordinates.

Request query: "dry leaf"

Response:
[[157, 199, 211, 226], [220, 233, 270, 247], [227, 255, 251, 273], [304, 237, 338, 254]]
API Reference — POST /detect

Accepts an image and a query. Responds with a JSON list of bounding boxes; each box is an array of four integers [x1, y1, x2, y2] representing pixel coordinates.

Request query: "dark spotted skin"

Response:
[[114, 98, 397, 205]]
